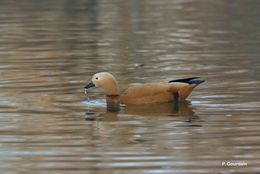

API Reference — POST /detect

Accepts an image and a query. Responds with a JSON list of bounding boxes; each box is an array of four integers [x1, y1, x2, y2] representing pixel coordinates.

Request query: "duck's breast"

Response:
[[120, 83, 173, 104]]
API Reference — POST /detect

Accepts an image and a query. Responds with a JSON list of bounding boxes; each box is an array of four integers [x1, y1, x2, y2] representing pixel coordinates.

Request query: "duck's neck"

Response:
[[103, 78, 119, 95], [106, 94, 120, 112]]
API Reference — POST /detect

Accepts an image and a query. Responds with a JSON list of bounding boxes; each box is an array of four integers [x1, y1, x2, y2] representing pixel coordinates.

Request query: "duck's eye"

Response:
[[95, 77, 99, 80]]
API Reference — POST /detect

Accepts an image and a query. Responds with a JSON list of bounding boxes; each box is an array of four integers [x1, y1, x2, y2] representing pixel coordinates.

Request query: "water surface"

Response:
[[0, 0, 260, 173]]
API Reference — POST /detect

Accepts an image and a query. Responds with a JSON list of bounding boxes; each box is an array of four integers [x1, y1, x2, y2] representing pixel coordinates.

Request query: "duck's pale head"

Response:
[[84, 72, 119, 95]]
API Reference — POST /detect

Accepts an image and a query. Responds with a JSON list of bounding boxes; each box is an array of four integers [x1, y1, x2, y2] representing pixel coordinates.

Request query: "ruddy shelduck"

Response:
[[84, 72, 204, 109]]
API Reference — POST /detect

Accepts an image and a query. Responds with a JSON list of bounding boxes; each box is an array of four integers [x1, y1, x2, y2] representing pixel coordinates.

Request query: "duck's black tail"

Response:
[[169, 77, 205, 85]]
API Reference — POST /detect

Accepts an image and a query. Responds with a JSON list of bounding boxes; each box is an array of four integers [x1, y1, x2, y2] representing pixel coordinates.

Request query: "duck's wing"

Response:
[[168, 77, 199, 83], [169, 77, 205, 100], [169, 77, 205, 85]]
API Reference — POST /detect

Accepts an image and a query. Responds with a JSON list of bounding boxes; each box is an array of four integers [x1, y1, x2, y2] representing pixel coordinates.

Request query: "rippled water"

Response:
[[0, 0, 260, 173]]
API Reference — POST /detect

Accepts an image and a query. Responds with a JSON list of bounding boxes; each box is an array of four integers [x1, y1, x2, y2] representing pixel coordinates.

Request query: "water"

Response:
[[0, 0, 260, 173]]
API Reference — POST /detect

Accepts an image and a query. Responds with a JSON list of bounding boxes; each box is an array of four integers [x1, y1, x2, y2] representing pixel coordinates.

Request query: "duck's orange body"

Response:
[[120, 82, 198, 104], [84, 72, 204, 105]]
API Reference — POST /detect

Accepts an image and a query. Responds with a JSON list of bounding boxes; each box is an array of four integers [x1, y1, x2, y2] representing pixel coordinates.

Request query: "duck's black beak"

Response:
[[84, 81, 95, 89]]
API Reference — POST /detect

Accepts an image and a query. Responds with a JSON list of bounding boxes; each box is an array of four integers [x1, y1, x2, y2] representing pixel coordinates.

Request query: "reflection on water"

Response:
[[85, 101, 196, 121], [0, 0, 260, 173]]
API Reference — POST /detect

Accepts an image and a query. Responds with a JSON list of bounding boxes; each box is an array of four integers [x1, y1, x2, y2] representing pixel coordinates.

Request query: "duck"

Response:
[[84, 72, 204, 110]]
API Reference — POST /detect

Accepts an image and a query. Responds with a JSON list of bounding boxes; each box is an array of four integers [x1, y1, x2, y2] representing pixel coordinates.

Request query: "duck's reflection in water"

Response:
[[85, 101, 198, 122]]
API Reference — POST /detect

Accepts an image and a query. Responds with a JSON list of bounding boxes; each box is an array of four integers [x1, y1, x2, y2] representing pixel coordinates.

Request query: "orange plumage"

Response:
[[84, 72, 204, 105]]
